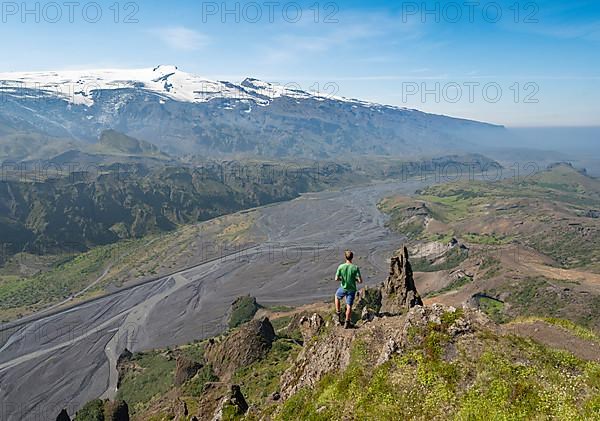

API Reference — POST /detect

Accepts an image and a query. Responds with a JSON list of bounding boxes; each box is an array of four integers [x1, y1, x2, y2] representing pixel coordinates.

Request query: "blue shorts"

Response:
[[336, 287, 357, 306]]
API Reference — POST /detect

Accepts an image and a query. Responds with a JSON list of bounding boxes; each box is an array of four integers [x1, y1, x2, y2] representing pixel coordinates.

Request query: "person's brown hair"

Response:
[[344, 250, 354, 261]]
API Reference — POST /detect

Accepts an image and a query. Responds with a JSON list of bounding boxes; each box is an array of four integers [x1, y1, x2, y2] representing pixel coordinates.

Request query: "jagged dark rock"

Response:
[[104, 400, 130, 421], [355, 286, 383, 316], [380, 246, 423, 315], [116, 348, 134, 389], [179, 398, 189, 416], [212, 385, 249, 420], [299, 313, 324, 341], [229, 385, 249, 414], [174, 356, 203, 386], [205, 317, 276, 379], [118, 348, 133, 362], [56, 409, 71, 421], [361, 306, 377, 322], [280, 331, 353, 399]]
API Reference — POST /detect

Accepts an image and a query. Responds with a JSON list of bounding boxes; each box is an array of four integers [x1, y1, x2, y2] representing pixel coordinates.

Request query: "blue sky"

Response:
[[1, 0, 598, 126]]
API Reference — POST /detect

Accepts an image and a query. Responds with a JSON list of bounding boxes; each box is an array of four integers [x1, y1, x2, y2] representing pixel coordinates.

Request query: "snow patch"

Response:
[[0, 65, 415, 112]]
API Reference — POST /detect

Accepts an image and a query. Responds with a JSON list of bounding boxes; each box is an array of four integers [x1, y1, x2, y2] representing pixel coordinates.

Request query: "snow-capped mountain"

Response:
[[0, 65, 375, 107], [0, 65, 505, 159]]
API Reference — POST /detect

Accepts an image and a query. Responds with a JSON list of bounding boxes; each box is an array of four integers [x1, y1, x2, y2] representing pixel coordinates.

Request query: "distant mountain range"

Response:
[[0, 65, 506, 161], [0, 161, 355, 257]]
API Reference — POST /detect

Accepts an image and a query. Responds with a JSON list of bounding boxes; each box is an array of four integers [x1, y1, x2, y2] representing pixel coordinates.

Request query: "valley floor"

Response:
[[0, 179, 423, 421]]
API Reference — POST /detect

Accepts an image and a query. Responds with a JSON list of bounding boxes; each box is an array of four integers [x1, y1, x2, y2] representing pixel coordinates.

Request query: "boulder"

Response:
[[174, 356, 203, 386], [205, 317, 276, 380], [355, 286, 382, 316], [361, 307, 377, 322], [211, 385, 249, 421], [104, 400, 129, 421], [116, 348, 134, 389], [280, 330, 353, 399]]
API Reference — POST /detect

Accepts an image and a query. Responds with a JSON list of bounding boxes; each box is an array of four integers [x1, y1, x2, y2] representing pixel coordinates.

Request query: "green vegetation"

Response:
[[228, 296, 261, 329], [479, 255, 502, 279], [278, 316, 600, 420], [93, 130, 168, 158], [0, 158, 359, 321], [417, 192, 476, 222], [381, 164, 600, 273], [270, 316, 293, 334], [233, 339, 302, 405], [267, 305, 296, 313], [116, 351, 176, 412], [477, 296, 506, 323], [463, 232, 513, 245], [181, 364, 218, 396], [355, 287, 383, 315], [79, 299, 600, 420], [481, 277, 600, 331], [0, 160, 353, 260], [74, 399, 105, 421], [0, 242, 134, 319]]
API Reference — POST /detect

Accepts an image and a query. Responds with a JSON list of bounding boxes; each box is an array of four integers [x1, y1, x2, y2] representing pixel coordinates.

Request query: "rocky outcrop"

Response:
[[174, 356, 203, 386], [211, 384, 249, 421], [299, 313, 324, 342], [280, 329, 353, 399], [116, 348, 134, 389], [56, 409, 71, 421], [104, 400, 130, 421], [380, 246, 423, 315], [280, 303, 491, 399], [355, 286, 383, 316], [205, 317, 276, 380], [279, 259, 423, 400], [228, 295, 260, 328], [190, 382, 249, 421]]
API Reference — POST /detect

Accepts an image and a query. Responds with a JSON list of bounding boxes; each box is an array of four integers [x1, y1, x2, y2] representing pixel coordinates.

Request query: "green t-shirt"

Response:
[[336, 263, 361, 292]]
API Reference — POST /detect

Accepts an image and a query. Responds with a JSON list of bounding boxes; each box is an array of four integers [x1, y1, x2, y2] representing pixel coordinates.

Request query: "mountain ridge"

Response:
[[0, 65, 506, 159]]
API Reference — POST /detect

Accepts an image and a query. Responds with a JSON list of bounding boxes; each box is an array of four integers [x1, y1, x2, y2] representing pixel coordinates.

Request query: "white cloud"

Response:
[[152, 26, 209, 51]]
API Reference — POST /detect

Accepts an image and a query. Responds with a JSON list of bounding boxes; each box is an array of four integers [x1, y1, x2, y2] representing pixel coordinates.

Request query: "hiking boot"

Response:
[[344, 320, 353, 329]]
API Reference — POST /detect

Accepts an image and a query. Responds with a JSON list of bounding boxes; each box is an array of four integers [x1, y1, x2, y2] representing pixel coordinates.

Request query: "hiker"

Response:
[[334, 250, 363, 329]]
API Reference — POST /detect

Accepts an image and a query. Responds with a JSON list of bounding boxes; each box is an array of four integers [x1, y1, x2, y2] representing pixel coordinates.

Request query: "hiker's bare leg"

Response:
[[345, 304, 352, 322], [335, 296, 341, 313]]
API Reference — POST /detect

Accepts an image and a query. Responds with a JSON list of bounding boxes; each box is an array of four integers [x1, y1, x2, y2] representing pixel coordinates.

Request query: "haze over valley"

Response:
[[1, 1, 599, 419]]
